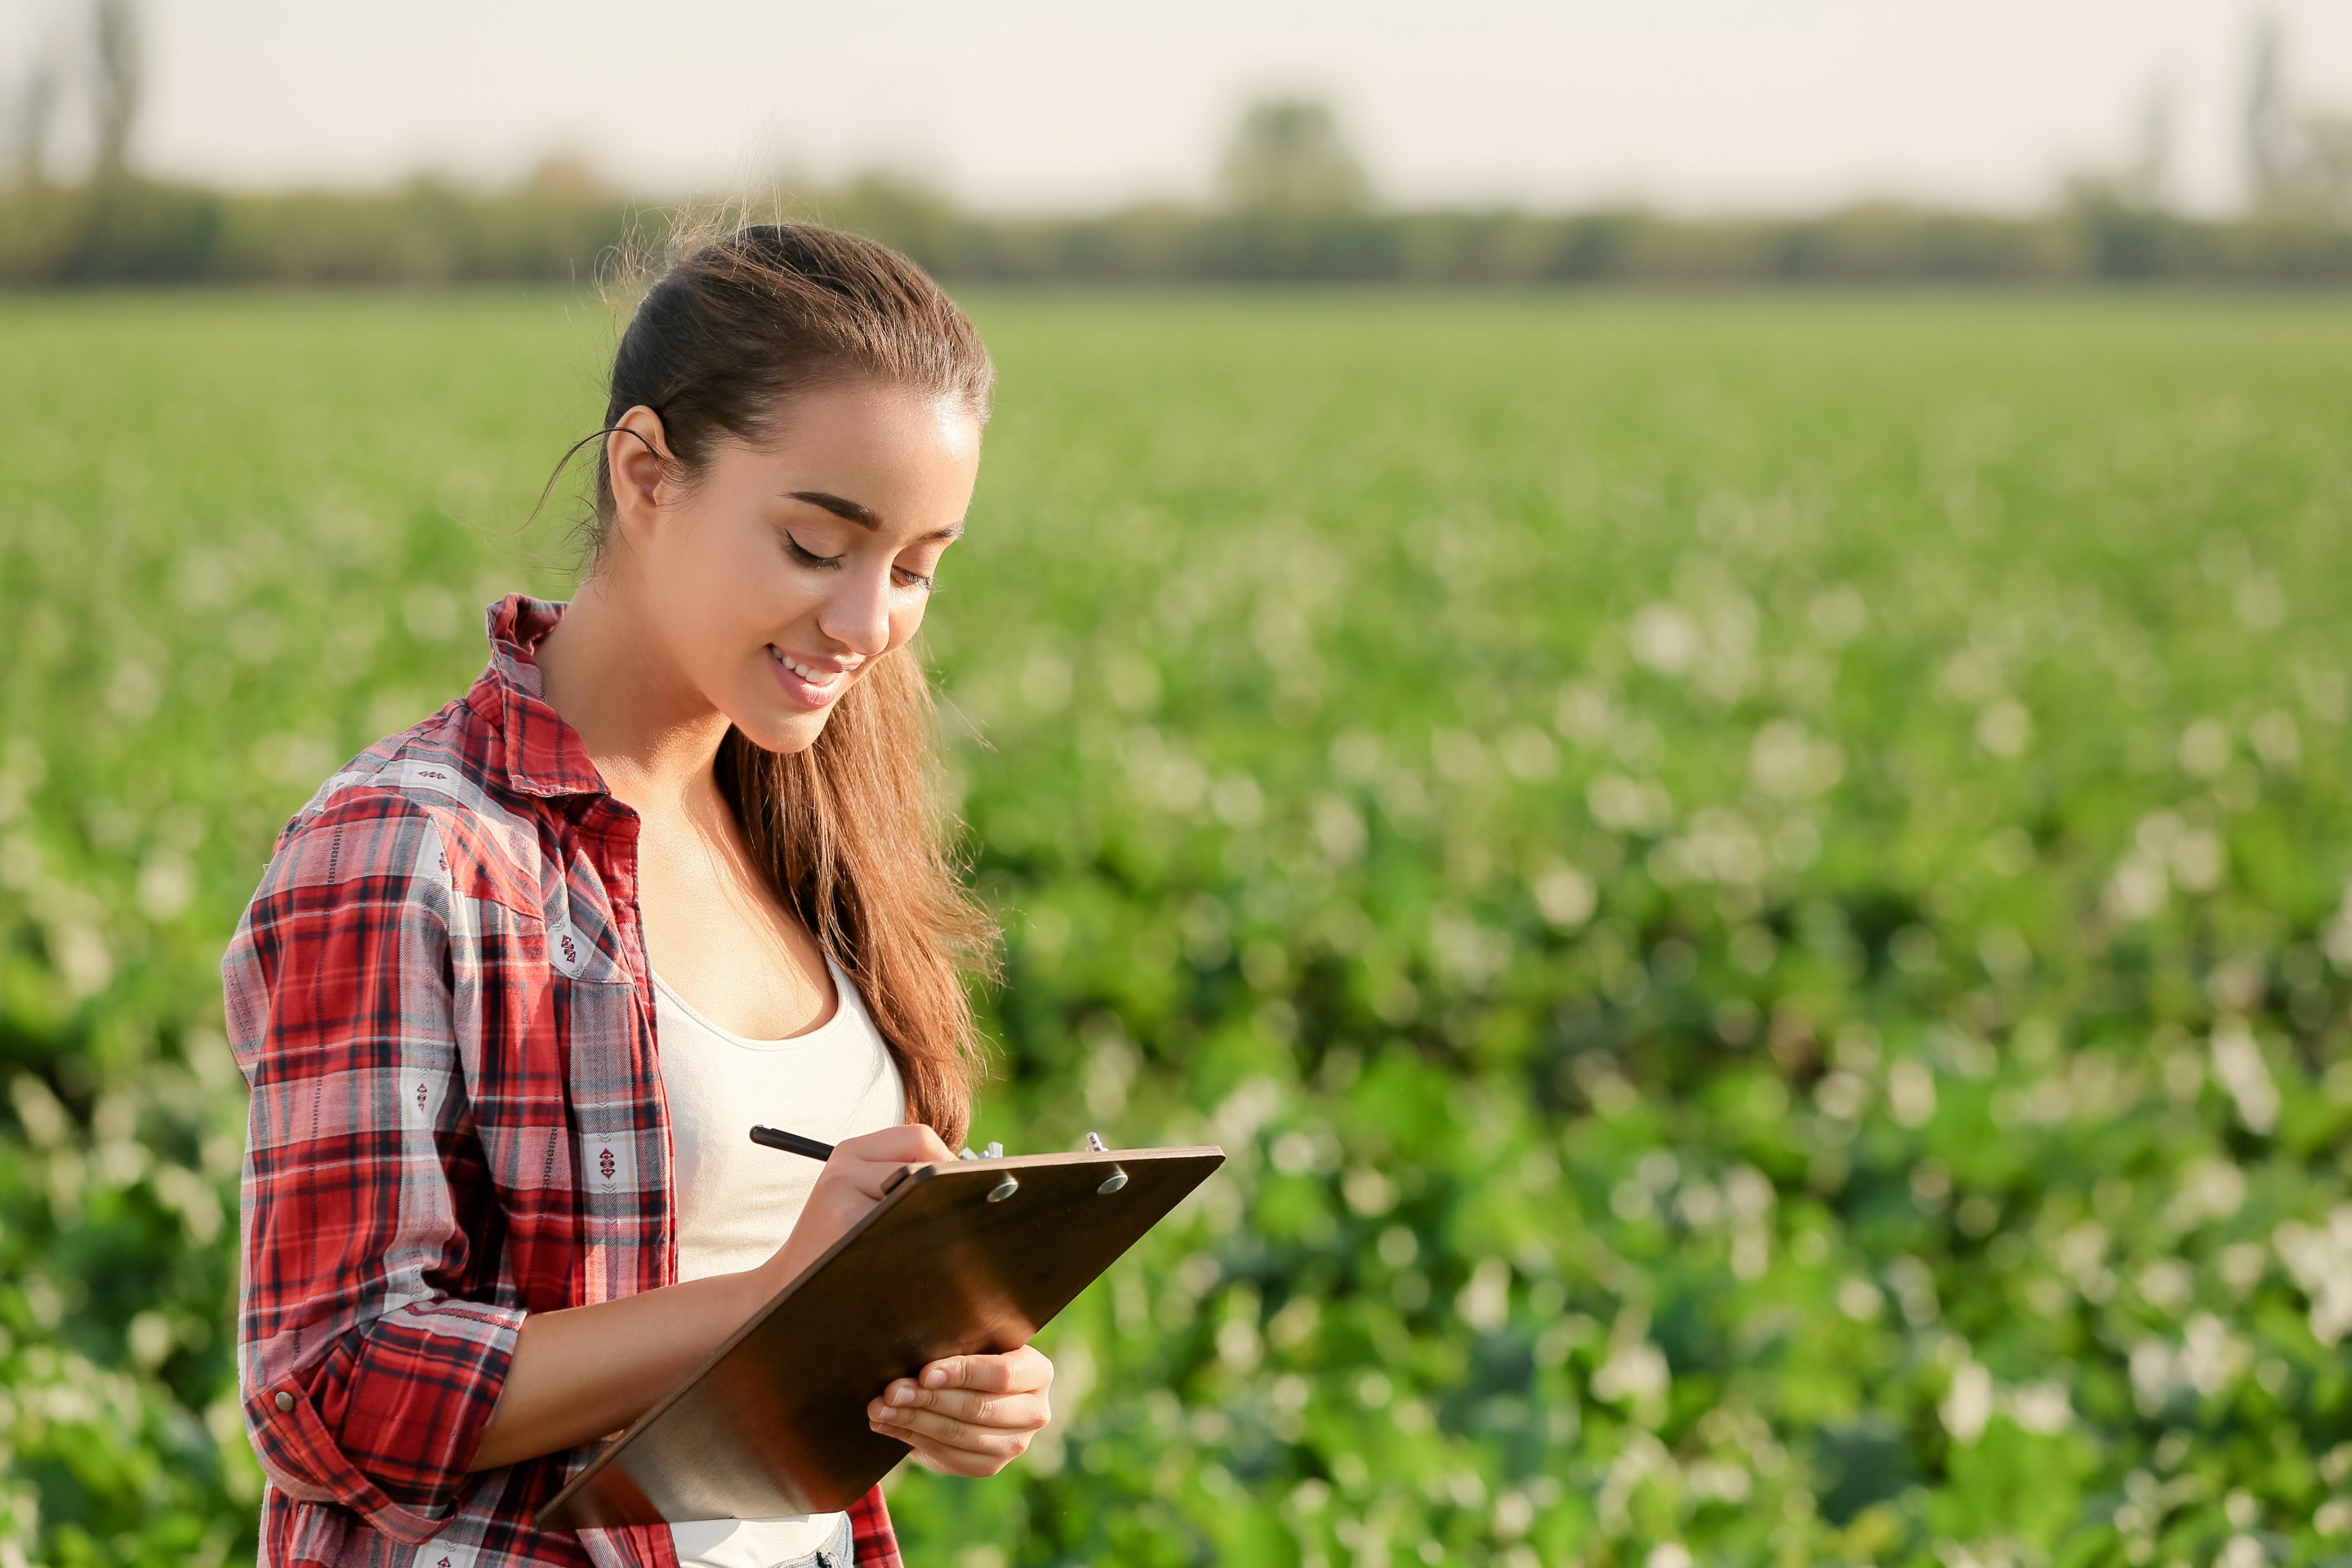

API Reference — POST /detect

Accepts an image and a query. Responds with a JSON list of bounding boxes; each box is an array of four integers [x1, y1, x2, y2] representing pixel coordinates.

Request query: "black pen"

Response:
[[751, 1124, 945, 1192], [748, 1125, 835, 1160]]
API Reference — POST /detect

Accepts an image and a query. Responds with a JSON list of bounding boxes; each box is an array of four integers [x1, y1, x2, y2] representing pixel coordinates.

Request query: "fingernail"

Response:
[[923, 1366, 947, 1388], [891, 1385, 916, 1405]]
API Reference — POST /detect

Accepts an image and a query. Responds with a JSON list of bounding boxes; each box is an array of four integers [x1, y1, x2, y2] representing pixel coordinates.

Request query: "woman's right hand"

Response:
[[751, 1124, 960, 1298]]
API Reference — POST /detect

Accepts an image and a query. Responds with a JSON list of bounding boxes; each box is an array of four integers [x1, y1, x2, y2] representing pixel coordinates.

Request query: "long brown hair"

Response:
[[563, 214, 1001, 1148]]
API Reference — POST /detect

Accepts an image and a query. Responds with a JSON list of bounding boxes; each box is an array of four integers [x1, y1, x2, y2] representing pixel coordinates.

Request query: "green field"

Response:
[[4, 288, 2350, 1566]]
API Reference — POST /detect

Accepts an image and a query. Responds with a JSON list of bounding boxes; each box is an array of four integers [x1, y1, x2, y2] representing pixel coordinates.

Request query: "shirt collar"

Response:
[[472, 592, 611, 801]]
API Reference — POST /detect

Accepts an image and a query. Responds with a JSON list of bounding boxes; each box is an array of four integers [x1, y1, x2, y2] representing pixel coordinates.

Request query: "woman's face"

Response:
[[612, 380, 982, 754]]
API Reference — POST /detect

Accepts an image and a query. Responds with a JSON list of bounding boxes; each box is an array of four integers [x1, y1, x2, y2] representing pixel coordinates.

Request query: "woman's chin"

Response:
[[736, 707, 828, 755]]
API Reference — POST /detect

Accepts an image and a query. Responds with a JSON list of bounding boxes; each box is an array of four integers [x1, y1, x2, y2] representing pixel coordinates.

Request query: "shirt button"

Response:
[[274, 1391, 296, 1413]]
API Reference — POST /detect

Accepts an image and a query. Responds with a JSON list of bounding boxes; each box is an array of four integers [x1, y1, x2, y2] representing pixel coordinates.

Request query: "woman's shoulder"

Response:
[[250, 700, 546, 916]]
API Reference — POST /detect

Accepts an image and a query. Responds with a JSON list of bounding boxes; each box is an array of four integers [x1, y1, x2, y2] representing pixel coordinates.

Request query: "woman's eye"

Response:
[[893, 566, 936, 591], [784, 533, 841, 568]]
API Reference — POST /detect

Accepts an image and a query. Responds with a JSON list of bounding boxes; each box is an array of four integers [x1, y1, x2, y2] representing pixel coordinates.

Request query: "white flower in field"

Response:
[[2172, 826, 2227, 892], [2056, 1220, 2110, 1283], [1102, 650, 1160, 713], [1459, 1258, 1512, 1334], [1430, 728, 1487, 784], [1814, 1071, 1869, 1121], [2323, 880, 2352, 972], [1687, 1459, 1752, 1503], [1588, 773, 1672, 835], [1749, 724, 1834, 799], [2217, 1532, 2266, 1568], [136, 850, 194, 920], [1941, 1361, 1993, 1443], [1531, 862, 1597, 929], [2138, 1258, 2194, 1312], [2179, 718, 2231, 778], [1837, 1276, 1884, 1321], [1976, 700, 2034, 757], [2164, 1156, 2247, 1231], [1553, 682, 1613, 744], [1429, 906, 1507, 985], [1656, 808, 1766, 887], [1339, 1165, 1395, 1218], [2219, 1241, 2270, 1297], [2274, 1205, 2352, 1347], [1309, 795, 1365, 862], [2209, 1021, 2279, 1136], [1592, 1339, 1669, 1407], [2250, 709, 2301, 767], [1725, 1165, 1775, 1217], [1646, 1546, 1694, 1568], [2180, 1313, 2253, 1396], [2206, 955, 2266, 1013], [1888, 1060, 1938, 1128], [1630, 604, 1701, 674], [1937, 644, 2003, 704], [1328, 728, 1382, 781], [2235, 571, 2287, 629], [2105, 854, 2168, 922], [1499, 725, 1558, 780], [2007, 1380, 2073, 1433], [1209, 773, 1263, 826]]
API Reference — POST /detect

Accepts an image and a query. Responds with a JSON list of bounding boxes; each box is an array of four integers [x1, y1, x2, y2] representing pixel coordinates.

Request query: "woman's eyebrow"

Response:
[[786, 490, 883, 528], [784, 489, 964, 542]]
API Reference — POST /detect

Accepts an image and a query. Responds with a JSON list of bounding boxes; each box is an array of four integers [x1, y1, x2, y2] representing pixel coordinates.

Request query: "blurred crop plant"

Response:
[[7, 277, 2352, 1564]]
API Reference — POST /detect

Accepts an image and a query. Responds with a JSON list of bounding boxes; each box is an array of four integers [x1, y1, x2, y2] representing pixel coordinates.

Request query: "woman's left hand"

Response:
[[867, 1345, 1054, 1476]]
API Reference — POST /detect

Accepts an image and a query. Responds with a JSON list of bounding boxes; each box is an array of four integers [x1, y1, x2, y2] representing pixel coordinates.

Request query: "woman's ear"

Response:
[[605, 405, 673, 545]]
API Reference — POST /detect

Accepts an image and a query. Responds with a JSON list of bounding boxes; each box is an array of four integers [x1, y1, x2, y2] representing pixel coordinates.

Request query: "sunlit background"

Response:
[[4, 5, 2352, 1567]]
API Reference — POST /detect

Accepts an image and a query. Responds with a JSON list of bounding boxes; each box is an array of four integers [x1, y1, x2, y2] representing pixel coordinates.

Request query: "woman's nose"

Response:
[[817, 564, 894, 657]]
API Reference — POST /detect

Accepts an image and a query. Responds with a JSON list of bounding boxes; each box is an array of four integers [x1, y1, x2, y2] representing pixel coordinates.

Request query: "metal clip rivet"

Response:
[[1098, 1166, 1128, 1195], [987, 1174, 1020, 1202]]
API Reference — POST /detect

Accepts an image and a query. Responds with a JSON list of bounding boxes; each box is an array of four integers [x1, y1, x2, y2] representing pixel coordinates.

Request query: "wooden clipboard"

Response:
[[535, 1143, 1225, 1531]]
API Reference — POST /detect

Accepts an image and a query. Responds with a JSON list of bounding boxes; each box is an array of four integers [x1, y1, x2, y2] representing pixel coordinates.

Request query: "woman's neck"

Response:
[[532, 576, 735, 822]]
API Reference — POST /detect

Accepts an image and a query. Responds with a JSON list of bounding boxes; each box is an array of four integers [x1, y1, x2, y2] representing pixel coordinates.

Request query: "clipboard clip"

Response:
[[1085, 1130, 1129, 1195], [930, 1130, 1128, 1200]]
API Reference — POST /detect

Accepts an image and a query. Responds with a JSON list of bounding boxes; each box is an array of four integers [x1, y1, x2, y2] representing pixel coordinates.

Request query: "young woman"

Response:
[[223, 222, 1054, 1568]]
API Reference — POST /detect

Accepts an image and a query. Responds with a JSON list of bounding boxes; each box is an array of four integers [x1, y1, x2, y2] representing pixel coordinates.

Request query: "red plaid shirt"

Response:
[[224, 591, 904, 1567]]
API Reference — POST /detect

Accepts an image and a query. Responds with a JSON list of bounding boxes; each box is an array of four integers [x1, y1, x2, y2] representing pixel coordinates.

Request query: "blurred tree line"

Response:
[[6, 5, 2352, 287]]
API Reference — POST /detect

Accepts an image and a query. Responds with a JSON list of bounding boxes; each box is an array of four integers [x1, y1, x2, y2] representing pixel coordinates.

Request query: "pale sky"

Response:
[[10, 0, 2350, 216]]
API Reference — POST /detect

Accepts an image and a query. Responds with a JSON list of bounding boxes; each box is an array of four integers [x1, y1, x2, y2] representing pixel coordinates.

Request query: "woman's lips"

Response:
[[768, 644, 842, 709]]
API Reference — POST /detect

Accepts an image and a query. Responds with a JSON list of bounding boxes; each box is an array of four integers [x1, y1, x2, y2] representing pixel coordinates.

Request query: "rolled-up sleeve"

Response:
[[848, 1482, 901, 1568], [222, 787, 525, 1544]]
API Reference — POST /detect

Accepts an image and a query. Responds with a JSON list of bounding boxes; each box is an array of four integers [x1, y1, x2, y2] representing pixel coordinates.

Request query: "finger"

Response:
[[919, 1344, 1049, 1395], [874, 1384, 1049, 1429], [872, 1403, 1029, 1453], [996, 1343, 1054, 1391], [871, 1406, 1031, 1461], [920, 1352, 1018, 1394], [838, 1124, 959, 1166], [899, 1435, 1012, 1477]]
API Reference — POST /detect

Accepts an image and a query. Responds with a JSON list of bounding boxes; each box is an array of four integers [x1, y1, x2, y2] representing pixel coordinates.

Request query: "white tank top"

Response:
[[653, 947, 907, 1568]]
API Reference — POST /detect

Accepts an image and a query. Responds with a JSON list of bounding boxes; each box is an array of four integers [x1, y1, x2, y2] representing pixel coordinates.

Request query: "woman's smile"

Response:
[[768, 644, 846, 707]]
